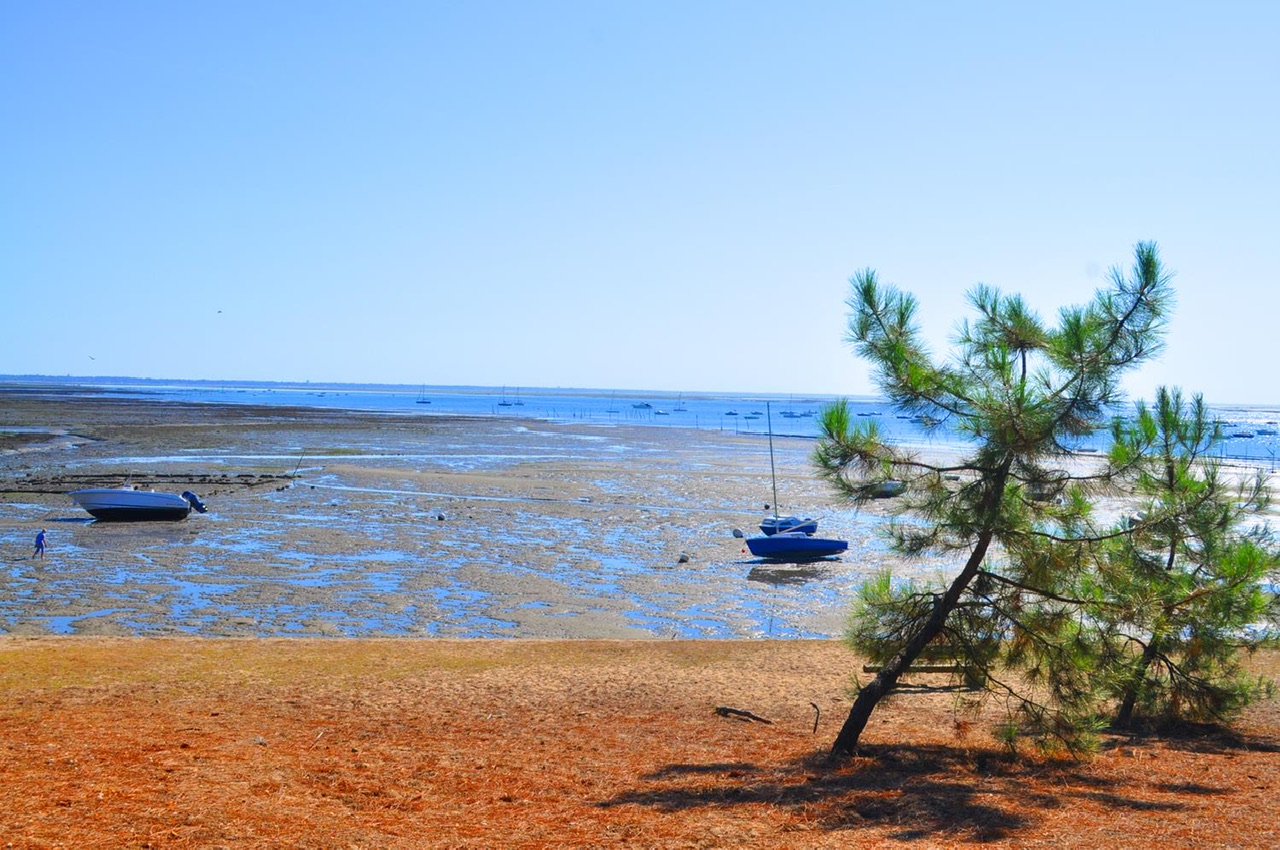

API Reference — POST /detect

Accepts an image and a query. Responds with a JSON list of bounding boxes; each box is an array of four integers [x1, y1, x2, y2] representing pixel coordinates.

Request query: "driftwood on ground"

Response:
[[713, 706, 773, 724]]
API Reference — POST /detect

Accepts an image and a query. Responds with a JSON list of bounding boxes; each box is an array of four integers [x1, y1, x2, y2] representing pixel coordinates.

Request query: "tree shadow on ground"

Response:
[[1103, 720, 1280, 756], [598, 741, 1189, 842]]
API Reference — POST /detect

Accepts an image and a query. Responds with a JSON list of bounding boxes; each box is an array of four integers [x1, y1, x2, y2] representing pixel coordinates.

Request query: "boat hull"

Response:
[[746, 532, 847, 562], [69, 488, 202, 522]]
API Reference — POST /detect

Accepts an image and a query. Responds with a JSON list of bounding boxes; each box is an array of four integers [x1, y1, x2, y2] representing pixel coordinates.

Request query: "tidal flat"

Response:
[[1, 387, 945, 639]]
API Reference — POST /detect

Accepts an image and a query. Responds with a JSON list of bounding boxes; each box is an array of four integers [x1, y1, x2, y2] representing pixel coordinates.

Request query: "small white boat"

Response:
[[870, 480, 906, 498], [69, 486, 208, 521]]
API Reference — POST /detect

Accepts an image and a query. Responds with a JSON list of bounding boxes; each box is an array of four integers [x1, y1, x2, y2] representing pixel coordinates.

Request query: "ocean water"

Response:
[[20, 377, 1280, 462]]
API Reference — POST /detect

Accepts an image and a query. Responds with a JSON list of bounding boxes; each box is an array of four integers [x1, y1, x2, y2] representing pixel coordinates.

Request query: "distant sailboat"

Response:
[[673, 394, 687, 412], [416, 385, 431, 404], [498, 386, 513, 407], [513, 387, 525, 406]]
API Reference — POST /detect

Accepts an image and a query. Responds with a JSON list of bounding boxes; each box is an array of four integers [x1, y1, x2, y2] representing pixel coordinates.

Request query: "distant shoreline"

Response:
[[7, 377, 1280, 466], [0, 374, 876, 404]]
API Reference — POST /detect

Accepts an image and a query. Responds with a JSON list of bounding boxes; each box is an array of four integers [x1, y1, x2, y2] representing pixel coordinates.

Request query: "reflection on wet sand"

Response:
[[746, 564, 833, 587]]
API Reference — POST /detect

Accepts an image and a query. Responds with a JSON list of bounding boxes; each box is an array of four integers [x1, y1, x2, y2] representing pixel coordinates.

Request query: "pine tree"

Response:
[[816, 242, 1173, 758], [1099, 387, 1278, 729]]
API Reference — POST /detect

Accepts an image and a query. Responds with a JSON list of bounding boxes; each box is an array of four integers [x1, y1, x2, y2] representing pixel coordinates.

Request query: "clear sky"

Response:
[[4, 2, 1277, 403]]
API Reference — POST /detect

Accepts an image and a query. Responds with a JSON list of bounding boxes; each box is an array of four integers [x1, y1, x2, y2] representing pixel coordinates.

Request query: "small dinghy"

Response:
[[758, 515, 818, 536]]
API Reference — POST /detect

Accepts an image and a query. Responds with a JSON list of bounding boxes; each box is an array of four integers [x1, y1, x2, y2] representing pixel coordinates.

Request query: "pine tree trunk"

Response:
[[1117, 537, 1177, 729], [829, 533, 993, 759], [1115, 635, 1161, 729]]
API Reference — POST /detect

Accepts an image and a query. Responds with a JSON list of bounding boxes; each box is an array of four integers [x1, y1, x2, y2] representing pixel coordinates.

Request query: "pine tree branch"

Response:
[[977, 570, 1106, 609]]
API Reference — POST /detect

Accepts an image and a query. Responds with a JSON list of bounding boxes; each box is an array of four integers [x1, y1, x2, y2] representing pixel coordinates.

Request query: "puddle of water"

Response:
[[36, 610, 124, 635]]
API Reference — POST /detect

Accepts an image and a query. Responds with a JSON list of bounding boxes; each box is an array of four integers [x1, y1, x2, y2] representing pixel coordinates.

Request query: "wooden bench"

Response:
[[861, 643, 985, 685], [861, 663, 967, 674]]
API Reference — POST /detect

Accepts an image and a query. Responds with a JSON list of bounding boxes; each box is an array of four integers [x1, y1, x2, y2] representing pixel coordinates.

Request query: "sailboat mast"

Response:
[[766, 402, 779, 519]]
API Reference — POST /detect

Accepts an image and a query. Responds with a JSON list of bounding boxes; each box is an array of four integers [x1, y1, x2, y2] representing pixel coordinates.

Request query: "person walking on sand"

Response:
[[33, 528, 46, 560]]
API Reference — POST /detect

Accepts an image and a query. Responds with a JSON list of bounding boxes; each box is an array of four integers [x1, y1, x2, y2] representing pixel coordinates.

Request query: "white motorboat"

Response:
[[69, 485, 208, 521]]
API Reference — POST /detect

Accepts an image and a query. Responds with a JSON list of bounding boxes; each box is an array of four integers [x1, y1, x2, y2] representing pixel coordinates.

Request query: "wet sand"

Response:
[[1, 386, 931, 639]]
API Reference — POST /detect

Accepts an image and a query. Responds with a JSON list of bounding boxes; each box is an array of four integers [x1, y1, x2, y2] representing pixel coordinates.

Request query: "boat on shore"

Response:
[[746, 402, 847, 562], [69, 486, 208, 521], [747, 531, 847, 561]]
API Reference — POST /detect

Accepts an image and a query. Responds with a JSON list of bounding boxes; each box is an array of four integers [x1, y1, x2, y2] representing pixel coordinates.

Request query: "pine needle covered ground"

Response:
[[1, 638, 1277, 847]]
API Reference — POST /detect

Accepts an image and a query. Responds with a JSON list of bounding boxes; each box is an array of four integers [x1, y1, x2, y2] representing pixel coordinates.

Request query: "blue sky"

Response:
[[4, 2, 1277, 403]]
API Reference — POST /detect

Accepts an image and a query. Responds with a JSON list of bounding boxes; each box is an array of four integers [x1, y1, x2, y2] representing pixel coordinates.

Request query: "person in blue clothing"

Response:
[[33, 528, 46, 559]]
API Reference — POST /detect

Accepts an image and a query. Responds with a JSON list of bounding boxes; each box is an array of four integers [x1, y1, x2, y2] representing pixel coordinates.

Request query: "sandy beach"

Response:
[[3, 387, 1279, 846]]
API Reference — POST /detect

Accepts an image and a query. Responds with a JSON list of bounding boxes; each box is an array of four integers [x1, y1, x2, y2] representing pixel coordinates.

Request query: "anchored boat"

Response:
[[746, 531, 848, 561], [746, 402, 847, 562]]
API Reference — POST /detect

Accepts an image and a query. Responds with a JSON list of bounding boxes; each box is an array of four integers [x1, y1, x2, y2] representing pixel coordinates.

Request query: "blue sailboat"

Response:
[[746, 402, 847, 562]]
